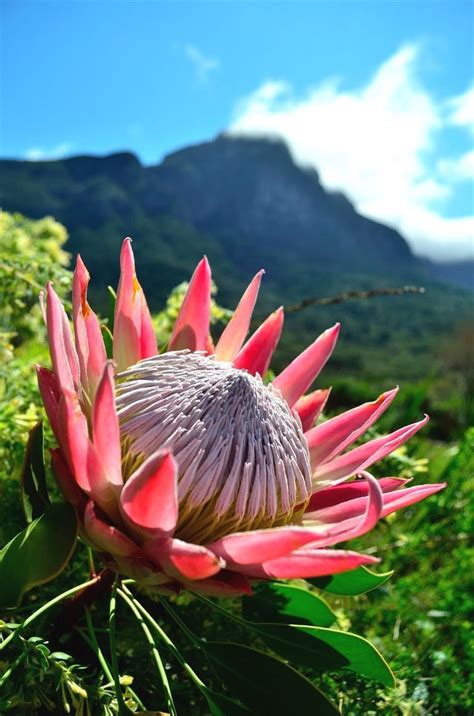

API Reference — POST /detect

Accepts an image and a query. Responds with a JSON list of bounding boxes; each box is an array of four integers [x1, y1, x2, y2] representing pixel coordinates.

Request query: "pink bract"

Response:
[[38, 238, 445, 596]]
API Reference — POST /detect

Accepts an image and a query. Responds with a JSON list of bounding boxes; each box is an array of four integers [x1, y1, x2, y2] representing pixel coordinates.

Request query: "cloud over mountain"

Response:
[[229, 45, 473, 261]]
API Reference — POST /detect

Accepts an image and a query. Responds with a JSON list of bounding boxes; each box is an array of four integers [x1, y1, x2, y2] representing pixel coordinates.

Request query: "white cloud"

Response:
[[446, 86, 474, 132], [229, 46, 474, 261], [438, 151, 474, 183], [185, 44, 219, 83], [25, 142, 72, 161]]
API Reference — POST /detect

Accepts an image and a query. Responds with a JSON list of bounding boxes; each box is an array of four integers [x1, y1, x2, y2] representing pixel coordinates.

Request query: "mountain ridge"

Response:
[[0, 135, 471, 392], [2, 135, 466, 298]]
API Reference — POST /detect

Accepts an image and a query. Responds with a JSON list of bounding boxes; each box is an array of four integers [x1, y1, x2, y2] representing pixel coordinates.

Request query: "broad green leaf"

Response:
[[201, 641, 340, 715], [20, 422, 50, 523], [201, 687, 252, 716], [249, 623, 394, 686], [309, 566, 393, 595], [243, 582, 337, 627], [0, 503, 78, 608]]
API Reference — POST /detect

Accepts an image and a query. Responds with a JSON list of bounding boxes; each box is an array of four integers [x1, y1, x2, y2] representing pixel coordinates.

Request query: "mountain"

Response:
[[0, 136, 426, 299], [0, 135, 471, 394], [427, 260, 474, 292]]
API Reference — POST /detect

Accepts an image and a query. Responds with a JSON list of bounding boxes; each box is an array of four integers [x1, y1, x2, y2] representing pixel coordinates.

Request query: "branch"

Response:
[[285, 285, 425, 314]]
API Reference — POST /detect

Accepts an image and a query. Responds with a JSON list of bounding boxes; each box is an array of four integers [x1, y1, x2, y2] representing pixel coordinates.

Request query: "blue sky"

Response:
[[2, 0, 473, 260]]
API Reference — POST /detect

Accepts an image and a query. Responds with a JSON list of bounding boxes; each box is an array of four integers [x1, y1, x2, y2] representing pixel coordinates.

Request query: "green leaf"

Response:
[[0, 503, 78, 608], [243, 582, 337, 627], [20, 422, 50, 523], [102, 324, 114, 360], [201, 641, 340, 715], [249, 623, 394, 687], [201, 687, 252, 716], [309, 566, 393, 595]]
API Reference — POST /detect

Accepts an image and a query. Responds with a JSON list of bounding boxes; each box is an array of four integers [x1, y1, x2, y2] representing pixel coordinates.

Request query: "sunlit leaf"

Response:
[[0, 502, 78, 608], [243, 582, 337, 627], [249, 623, 394, 686], [309, 566, 393, 595]]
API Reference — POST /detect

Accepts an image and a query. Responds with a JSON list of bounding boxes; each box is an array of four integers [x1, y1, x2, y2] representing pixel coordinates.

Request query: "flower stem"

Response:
[[86, 546, 96, 577], [159, 597, 201, 645], [119, 583, 206, 691], [0, 651, 25, 687], [108, 578, 130, 716], [81, 609, 146, 712], [84, 608, 114, 684], [117, 587, 177, 716], [0, 576, 99, 652]]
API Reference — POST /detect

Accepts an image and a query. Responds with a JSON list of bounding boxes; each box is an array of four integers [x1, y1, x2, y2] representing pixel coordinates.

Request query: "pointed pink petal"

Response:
[[313, 472, 384, 545], [168, 257, 211, 351], [233, 307, 284, 376], [139, 293, 158, 357], [207, 526, 332, 566], [120, 450, 178, 537], [239, 549, 379, 579], [306, 482, 400, 525], [306, 477, 407, 513], [46, 283, 80, 391], [56, 388, 120, 521], [113, 238, 157, 371], [307, 388, 398, 466], [314, 416, 429, 486], [295, 388, 331, 431], [287, 473, 384, 551], [50, 448, 87, 509], [72, 255, 107, 398], [147, 538, 223, 581], [57, 389, 91, 493], [36, 366, 61, 439], [272, 324, 340, 407], [380, 482, 446, 517], [92, 362, 122, 489], [183, 571, 253, 597], [305, 481, 445, 525], [83, 501, 140, 557], [215, 270, 264, 361]]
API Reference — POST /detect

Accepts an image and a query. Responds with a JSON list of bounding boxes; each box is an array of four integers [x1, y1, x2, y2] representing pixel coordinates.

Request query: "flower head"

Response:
[[38, 238, 445, 596]]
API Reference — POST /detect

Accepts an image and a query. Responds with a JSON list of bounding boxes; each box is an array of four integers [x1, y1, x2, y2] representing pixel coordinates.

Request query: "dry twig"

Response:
[[285, 285, 425, 314]]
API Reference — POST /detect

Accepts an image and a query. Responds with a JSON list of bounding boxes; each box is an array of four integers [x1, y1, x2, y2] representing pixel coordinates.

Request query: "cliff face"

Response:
[[148, 136, 416, 274]]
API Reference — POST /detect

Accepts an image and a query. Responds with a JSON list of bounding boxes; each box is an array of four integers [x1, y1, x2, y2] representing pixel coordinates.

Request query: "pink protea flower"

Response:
[[37, 238, 445, 597]]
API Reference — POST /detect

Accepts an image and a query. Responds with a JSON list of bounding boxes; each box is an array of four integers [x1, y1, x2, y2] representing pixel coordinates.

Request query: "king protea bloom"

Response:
[[37, 238, 444, 596]]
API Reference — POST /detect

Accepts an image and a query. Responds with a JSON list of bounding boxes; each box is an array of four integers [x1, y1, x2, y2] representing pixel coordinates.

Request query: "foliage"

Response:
[[0, 212, 71, 474], [0, 211, 70, 351], [323, 429, 474, 714]]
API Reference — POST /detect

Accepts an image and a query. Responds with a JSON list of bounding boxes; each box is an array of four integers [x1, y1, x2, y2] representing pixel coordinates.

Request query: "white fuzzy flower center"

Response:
[[116, 351, 311, 543]]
